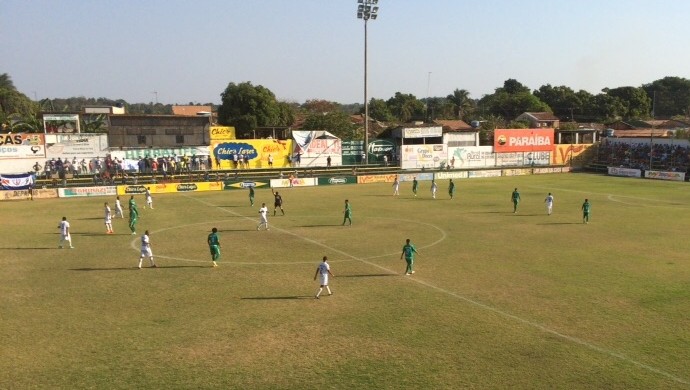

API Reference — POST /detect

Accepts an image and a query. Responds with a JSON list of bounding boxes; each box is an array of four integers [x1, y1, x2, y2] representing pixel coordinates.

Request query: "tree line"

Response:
[[2, 73, 690, 140]]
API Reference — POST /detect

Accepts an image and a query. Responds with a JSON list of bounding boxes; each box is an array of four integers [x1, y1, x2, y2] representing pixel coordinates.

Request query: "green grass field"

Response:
[[1, 173, 689, 389]]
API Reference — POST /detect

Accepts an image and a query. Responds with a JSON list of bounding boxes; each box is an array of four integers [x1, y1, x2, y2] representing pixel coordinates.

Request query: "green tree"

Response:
[[479, 79, 551, 120], [604, 86, 651, 119], [446, 89, 474, 120], [302, 99, 339, 114], [367, 98, 394, 122], [642, 77, 690, 118], [218, 82, 295, 135], [302, 111, 359, 140], [386, 92, 425, 123], [533, 84, 582, 121], [0, 73, 36, 117]]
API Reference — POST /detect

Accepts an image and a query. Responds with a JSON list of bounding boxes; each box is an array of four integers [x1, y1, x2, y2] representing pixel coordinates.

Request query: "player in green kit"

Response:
[[412, 177, 418, 197], [400, 238, 419, 275], [342, 199, 352, 226], [582, 198, 591, 224], [511, 188, 521, 213], [128, 196, 139, 235], [448, 179, 456, 200], [249, 185, 255, 206], [207, 227, 221, 267]]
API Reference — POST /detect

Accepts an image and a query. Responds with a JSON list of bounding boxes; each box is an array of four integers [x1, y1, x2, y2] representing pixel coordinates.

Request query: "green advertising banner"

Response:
[[317, 176, 357, 185], [223, 180, 271, 190]]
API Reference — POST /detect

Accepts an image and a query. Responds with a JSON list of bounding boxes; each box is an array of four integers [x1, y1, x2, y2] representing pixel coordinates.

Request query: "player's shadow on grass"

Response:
[[2, 247, 56, 250], [338, 273, 397, 278], [297, 224, 344, 228], [76, 217, 103, 220], [70, 265, 207, 271], [536, 222, 581, 225], [241, 295, 314, 300]]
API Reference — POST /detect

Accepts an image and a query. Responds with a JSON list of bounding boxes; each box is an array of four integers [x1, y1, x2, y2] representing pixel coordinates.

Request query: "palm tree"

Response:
[[446, 89, 473, 120], [0, 73, 15, 91]]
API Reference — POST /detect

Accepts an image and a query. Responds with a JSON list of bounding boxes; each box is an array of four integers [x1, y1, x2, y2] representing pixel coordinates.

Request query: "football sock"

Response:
[[316, 288, 322, 297], [326, 286, 332, 295]]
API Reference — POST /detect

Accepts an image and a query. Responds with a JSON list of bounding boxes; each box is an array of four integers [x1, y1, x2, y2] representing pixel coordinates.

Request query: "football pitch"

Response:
[[1, 173, 689, 389]]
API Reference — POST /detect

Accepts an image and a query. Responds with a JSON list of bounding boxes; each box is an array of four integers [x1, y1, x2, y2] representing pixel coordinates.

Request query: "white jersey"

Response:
[[259, 206, 268, 222], [545, 195, 554, 206], [115, 199, 123, 209], [145, 190, 152, 200], [140, 234, 152, 257], [104, 206, 112, 223], [317, 262, 330, 285], [59, 220, 70, 237]]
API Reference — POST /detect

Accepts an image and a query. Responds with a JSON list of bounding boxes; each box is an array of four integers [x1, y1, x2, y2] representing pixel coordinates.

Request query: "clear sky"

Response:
[[2, 0, 689, 105]]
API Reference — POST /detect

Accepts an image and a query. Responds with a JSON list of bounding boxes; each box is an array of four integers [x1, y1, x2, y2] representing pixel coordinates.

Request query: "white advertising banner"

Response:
[[434, 171, 469, 180], [468, 170, 502, 178], [448, 146, 495, 168], [58, 186, 118, 198], [400, 144, 445, 169], [45, 134, 110, 158], [644, 170, 685, 181], [270, 177, 317, 188], [608, 167, 642, 178]]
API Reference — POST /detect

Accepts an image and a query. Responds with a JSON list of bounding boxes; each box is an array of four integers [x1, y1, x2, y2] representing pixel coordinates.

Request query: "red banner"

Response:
[[494, 129, 554, 153]]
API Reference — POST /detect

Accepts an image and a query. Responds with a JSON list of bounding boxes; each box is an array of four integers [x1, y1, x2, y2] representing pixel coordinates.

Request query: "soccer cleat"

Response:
[[69, 246, 74, 249], [314, 296, 320, 299], [151, 265, 157, 268], [405, 273, 411, 276], [411, 271, 415, 274], [131, 232, 136, 235]]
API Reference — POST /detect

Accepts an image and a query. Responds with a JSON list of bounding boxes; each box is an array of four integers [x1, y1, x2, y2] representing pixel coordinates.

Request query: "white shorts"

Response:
[[61, 234, 71, 241], [105, 218, 112, 224], [140, 248, 153, 257], [319, 274, 329, 286]]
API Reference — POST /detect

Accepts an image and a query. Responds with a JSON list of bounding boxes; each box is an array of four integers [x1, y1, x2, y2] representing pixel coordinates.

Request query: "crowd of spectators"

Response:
[[596, 142, 690, 172]]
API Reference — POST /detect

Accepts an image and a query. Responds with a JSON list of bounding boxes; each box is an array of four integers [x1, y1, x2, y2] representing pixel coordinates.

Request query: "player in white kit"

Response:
[[104, 202, 114, 234], [138, 230, 157, 269], [313, 256, 334, 299], [257, 203, 269, 231], [58, 216, 74, 249], [115, 196, 124, 218], [544, 192, 554, 215]]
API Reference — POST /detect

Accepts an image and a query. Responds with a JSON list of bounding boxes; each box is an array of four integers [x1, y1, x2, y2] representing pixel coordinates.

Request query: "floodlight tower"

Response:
[[357, 0, 379, 164]]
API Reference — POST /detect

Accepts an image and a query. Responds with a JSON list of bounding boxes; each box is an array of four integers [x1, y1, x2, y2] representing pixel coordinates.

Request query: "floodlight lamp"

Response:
[[372, 6, 379, 13], [358, 0, 363, 3], [371, 0, 379, 4], [358, 4, 364, 12], [357, 11, 363, 18], [370, 13, 377, 20]]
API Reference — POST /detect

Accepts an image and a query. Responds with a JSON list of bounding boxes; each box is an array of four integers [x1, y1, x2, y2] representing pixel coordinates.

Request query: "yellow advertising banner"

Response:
[[117, 182, 223, 195], [357, 174, 398, 184], [209, 139, 293, 170], [209, 126, 236, 141], [552, 144, 593, 165]]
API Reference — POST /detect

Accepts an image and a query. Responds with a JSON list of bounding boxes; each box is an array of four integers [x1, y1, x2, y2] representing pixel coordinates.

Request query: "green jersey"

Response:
[[249, 187, 255, 197], [511, 190, 520, 202], [412, 179, 418, 192], [582, 201, 591, 213], [207, 232, 220, 247], [449, 181, 455, 194], [344, 203, 352, 217], [402, 243, 418, 260]]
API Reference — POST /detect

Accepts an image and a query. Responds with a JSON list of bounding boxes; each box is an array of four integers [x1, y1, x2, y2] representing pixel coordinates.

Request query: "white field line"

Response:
[[527, 184, 690, 208], [144, 194, 689, 385]]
